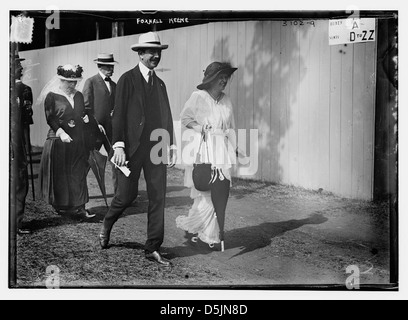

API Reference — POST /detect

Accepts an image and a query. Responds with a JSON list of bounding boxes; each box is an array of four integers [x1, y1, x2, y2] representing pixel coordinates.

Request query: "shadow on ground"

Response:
[[167, 213, 328, 259]]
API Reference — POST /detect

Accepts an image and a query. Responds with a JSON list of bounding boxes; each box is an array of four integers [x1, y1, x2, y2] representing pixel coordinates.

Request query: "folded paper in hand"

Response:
[[110, 158, 131, 177]]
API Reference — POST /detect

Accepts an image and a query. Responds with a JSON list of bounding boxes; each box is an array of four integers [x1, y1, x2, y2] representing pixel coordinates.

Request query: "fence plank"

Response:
[[213, 22, 223, 61], [187, 25, 201, 100], [288, 24, 300, 185], [199, 24, 208, 83], [298, 24, 311, 188], [340, 43, 354, 198], [329, 45, 342, 194], [160, 28, 176, 117], [175, 26, 188, 118], [352, 43, 366, 198], [363, 40, 377, 200], [308, 22, 323, 190], [235, 22, 247, 178], [279, 22, 290, 184], [227, 21, 239, 114], [245, 21, 256, 155], [270, 21, 281, 183], [255, 21, 272, 181], [317, 21, 331, 191]]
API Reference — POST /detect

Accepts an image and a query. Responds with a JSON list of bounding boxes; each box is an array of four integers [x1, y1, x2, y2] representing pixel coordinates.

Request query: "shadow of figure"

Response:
[[165, 196, 193, 209], [28, 215, 79, 232], [226, 213, 328, 258], [168, 213, 328, 259], [166, 186, 188, 193], [27, 205, 108, 231], [88, 191, 192, 221], [109, 241, 145, 251]]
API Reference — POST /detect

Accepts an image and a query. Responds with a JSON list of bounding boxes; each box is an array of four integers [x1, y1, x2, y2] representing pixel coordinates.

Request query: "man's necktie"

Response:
[[104, 77, 111, 93], [148, 70, 153, 87]]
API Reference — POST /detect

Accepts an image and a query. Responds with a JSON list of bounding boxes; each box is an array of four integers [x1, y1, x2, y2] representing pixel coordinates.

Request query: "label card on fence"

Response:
[[329, 18, 376, 45]]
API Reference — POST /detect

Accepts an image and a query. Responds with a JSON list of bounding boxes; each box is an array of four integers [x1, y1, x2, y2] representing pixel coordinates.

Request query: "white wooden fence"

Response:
[[19, 20, 377, 199]]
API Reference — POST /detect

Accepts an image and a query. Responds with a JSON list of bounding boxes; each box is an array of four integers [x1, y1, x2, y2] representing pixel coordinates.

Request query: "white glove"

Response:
[[56, 128, 73, 143], [167, 146, 177, 168], [112, 147, 126, 167], [98, 124, 106, 135]]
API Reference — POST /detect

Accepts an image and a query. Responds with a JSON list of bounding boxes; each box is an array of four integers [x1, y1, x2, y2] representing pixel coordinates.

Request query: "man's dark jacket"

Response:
[[82, 73, 116, 136], [112, 65, 174, 160]]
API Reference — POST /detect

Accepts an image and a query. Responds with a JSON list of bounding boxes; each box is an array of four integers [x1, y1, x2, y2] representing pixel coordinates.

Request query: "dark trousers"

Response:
[[16, 126, 29, 229], [102, 142, 167, 253], [95, 130, 118, 194], [210, 174, 230, 241], [16, 163, 29, 229]]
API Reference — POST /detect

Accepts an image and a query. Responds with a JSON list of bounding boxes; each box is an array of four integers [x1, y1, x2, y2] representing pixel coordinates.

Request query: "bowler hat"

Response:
[[197, 62, 237, 90], [131, 32, 168, 51], [94, 53, 118, 65]]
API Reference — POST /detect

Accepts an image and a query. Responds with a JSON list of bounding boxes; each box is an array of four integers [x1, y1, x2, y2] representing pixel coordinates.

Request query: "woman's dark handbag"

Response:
[[192, 131, 213, 192]]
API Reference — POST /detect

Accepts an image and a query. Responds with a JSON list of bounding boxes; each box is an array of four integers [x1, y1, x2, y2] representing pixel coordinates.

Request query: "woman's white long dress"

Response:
[[176, 90, 237, 245]]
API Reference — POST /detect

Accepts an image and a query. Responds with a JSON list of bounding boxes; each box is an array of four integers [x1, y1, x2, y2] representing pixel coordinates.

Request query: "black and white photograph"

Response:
[[4, 1, 404, 300]]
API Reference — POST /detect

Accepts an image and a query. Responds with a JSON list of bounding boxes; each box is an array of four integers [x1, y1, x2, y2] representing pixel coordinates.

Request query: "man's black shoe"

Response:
[[76, 208, 96, 220], [98, 230, 110, 249], [145, 251, 171, 266]]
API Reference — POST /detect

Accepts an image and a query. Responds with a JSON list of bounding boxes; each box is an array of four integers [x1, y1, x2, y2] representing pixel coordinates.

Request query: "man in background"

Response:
[[82, 53, 117, 153], [14, 54, 32, 235], [83, 53, 118, 192]]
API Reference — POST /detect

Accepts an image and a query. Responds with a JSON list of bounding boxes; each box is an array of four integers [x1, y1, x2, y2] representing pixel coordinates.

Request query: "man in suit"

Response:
[[15, 56, 34, 156], [82, 53, 117, 153], [13, 54, 32, 235], [98, 32, 177, 266]]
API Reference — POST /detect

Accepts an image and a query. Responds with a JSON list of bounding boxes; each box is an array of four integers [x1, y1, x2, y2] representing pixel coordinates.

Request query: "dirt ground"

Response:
[[15, 149, 392, 289]]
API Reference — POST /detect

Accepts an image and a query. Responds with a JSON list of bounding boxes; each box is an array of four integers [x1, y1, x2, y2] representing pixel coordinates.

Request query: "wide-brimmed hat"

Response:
[[197, 62, 238, 90], [93, 53, 118, 65], [57, 64, 83, 81], [131, 32, 168, 51]]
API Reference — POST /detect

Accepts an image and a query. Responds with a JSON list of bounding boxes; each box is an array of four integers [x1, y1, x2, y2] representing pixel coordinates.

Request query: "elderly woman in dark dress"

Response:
[[39, 64, 95, 219]]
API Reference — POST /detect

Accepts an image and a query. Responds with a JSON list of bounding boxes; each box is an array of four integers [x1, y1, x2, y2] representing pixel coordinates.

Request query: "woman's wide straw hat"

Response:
[[197, 62, 237, 90], [131, 32, 169, 51]]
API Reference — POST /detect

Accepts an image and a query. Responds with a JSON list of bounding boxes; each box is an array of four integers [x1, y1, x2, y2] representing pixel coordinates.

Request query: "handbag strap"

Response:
[[195, 129, 210, 164]]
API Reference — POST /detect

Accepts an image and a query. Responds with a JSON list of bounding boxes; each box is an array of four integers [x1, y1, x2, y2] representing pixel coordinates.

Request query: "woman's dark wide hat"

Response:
[[197, 62, 238, 90]]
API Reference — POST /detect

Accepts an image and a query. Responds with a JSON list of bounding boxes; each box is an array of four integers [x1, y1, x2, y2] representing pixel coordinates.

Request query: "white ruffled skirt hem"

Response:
[[176, 188, 220, 245]]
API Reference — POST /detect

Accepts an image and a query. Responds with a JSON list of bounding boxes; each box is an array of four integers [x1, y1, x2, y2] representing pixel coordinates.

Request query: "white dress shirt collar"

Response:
[[99, 71, 112, 81], [138, 62, 154, 83], [99, 71, 111, 92]]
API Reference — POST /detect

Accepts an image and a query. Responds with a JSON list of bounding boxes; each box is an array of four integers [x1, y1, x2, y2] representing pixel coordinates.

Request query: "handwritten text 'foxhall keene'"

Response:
[[136, 18, 190, 25]]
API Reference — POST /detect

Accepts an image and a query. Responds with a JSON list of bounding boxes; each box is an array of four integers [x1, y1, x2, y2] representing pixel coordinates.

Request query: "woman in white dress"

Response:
[[176, 62, 244, 251]]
